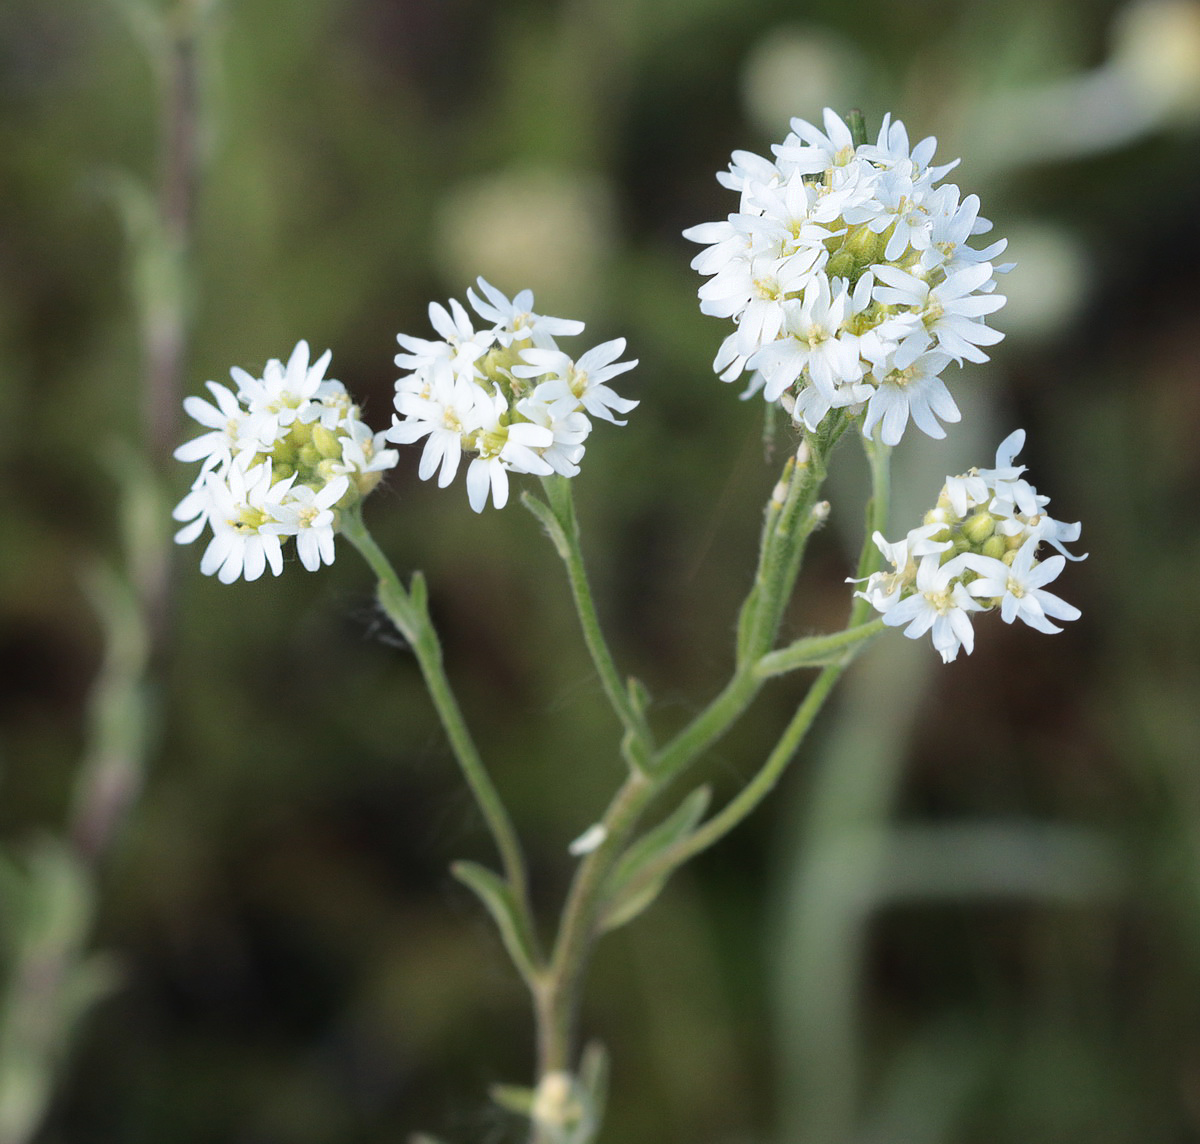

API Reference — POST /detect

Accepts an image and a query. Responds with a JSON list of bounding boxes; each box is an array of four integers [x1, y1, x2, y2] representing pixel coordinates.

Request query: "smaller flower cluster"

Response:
[[173, 341, 397, 583], [684, 108, 1010, 446], [856, 430, 1085, 662], [386, 279, 637, 512]]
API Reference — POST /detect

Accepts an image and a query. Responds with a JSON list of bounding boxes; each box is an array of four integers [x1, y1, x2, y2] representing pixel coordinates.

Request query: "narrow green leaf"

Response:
[[520, 492, 570, 559], [408, 570, 428, 616], [755, 620, 885, 677], [490, 1083, 536, 1116], [625, 676, 651, 719], [578, 1040, 609, 1130], [597, 787, 711, 933], [450, 861, 540, 981]]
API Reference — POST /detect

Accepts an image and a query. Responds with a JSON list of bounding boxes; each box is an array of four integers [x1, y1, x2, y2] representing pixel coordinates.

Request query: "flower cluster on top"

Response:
[[173, 341, 398, 583], [856, 430, 1085, 663], [684, 108, 1010, 446], [385, 279, 637, 512]]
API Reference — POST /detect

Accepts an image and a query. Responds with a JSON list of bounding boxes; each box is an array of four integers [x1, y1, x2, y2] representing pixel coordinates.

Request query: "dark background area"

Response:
[[2, 0, 1199, 1141]]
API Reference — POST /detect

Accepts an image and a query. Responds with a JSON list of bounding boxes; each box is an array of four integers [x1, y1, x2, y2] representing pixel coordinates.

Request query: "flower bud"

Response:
[[312, 424, 342, 459], [923, 505, 954, 543], [961, 510, 995, 545], [981, 534, 1007, 561]]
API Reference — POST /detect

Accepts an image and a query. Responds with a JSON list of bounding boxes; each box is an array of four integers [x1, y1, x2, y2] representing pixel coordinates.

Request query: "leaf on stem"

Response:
[[578, 1040, 609, 1131], [596, 786, 711, 933], [754, 621, 885, 677], [450, 861, 541, 983], [490, 1083, 537, 1116], [521, 492, 571, 559]]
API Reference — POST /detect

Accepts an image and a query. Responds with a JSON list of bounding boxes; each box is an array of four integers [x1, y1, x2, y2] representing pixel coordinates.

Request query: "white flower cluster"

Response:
[[173, 341, 398, 583], [386, 279, 637, 512], [856, 430, 1085, 663], [684, 108, 1010, 445]]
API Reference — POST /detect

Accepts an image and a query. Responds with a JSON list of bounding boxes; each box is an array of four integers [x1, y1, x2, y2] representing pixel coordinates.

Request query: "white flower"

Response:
[[750, 278, 861, 402], [175, 343, 396, 581], [174, 381, 261, 473], [334, 418, 400, 477], [515, 397, 591, 478], [389, 287, 636, 508], [961, 543, 1082, 634], [467, 277, 585, 347], [236, 340, 336, 443], [395, 298, 489, 381], [862, 430, 1085, 660], [882, 553, 982, 663], [853, 523, 952, 614], [515, 338, 639, 425], [860, 350, 961, 446], [686, 108, 1008, 442], [872, 262, 1006, 366], [198, 462, 294, 585], [387, 361, 482, 488], [264, 477, 349, 572]]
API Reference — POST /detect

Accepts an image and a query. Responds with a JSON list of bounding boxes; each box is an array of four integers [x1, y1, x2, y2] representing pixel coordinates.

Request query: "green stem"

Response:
[[534, 770, 654, 1077], [850, 436, 891, 627], [737, 417, 848, 668], [607, 435, 894, 918], [652, 668, 761, 783], [342, 510, 533, 919], [630, 661, 852, 897], [537, 477, 654, 770]]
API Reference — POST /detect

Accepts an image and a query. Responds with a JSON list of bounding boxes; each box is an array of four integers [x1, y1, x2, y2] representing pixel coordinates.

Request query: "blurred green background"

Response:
[[2, 0, 1199, 1141]]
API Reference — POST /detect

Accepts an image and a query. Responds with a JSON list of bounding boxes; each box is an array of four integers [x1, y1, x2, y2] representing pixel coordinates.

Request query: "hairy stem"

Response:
[[342, 511, 534, 923]]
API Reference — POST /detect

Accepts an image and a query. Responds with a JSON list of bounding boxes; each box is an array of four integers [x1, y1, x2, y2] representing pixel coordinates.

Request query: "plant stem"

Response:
[[342, 511, 533, 916], [534, 771, 654, 1079], [539, 477, 654, 769]]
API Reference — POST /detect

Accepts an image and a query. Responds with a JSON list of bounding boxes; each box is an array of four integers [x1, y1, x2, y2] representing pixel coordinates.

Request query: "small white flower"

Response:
[[466, 277, 584, 347], [396, 298, 489, 381], [236, 340, 335, 442], [198, 462, 294, 585], [334, 418, 400, 477], [873, 262, 1006, 367], [387, 361, 482, 488], [882, 553, 982, 663], [852, 524, 952, 613], [264, 477, 349, 572], [860, 351, 961, 446], [174, 381, 258, 472], [515, 338, 639, 425], [961, 544, 1082, 634]]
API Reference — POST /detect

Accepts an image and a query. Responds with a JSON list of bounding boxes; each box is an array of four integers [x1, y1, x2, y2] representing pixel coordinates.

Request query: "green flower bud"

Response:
[[298, 443, 322, 468], [354, 469, 383, 498], [312, 424, 342, 459], [981, 534, 1007, 561], [961, 510, 995, 545], [923, 505, 954, 543]]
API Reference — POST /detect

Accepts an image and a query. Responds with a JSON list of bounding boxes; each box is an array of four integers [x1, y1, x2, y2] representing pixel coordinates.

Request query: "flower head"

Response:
[[685, 108, 1010, 446], [386, 279, 637, 511], [174, 341, 398, 582], [855, 431, 1084, 660]]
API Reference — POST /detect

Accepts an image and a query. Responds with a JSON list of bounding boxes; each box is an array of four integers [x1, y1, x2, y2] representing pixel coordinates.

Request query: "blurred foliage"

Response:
[[1, 0, 1199, 1142]]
